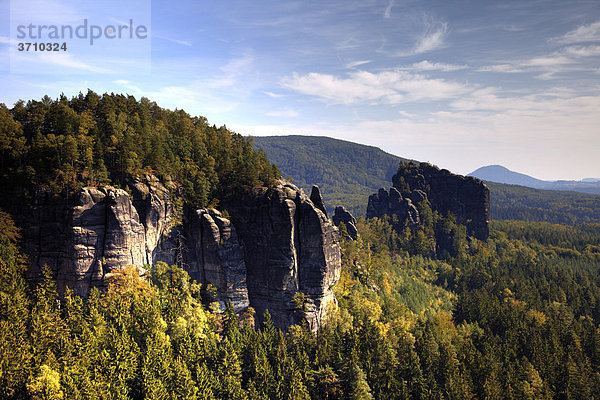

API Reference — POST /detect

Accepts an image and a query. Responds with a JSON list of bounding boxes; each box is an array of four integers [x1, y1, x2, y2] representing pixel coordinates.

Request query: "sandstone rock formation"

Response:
[[392, 163, 490, 240], [310, 185, 327, 217], [366, 187, 420, 226], [18, 177, 340, 331], [21, 177, 249, 310], [184, 208, 249, 311], [332, 206, 359, 240], [366, 162, 490, 254], [224, 181, 342, 331]]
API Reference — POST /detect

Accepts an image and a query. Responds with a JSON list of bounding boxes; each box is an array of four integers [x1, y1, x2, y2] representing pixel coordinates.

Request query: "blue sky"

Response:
[[1, 0, 599, 180]]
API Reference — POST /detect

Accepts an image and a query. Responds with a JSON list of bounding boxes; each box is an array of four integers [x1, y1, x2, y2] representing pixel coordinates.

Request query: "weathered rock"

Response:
[[366, 162, 489, 256], [392, 163, 490, 240], [225, 181, 342, 331], [21, 179, 250, 310], [310, 185, 327, 217], [17, 177, 339, 330], [332, 206, 358, 240], [367, 187, 419, 226], [184, 208, 249, 311]]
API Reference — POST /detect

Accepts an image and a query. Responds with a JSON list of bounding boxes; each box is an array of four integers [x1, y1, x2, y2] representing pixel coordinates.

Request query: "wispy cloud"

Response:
[[398, 17, 448, 56], [263, 91, 285, 98], [209, 54, 255, 88], [564, 45, 600, 57], [345, 60, 371, 69], [477, 43, 597, 77], [154, 35, 192, 47], [408, 60, 468, 72], [281, 69, 471, 105], [413, 22, 447, 54], [12, 51, 112, 73], [477, 64, 525, 73], [384, 0, 394, 19], [552, 20, 600, 44]]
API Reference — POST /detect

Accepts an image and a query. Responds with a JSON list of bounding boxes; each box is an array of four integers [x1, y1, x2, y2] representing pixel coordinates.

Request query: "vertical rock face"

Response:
[[366, 162, 489, 254], [21, 178, 249, 310], [392, 163, 490, 240], [184, 208, 249, 311], [332, 206, 359, 240], [225, 181, 342, 331], [18, 177, 340, 331], [366, 187, 420, 226], [310, 185, 328, 217]]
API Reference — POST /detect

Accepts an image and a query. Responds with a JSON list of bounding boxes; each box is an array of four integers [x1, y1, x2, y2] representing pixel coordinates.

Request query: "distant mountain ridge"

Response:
[[469, 165, 600, 194], [253, 135, 600, 224]]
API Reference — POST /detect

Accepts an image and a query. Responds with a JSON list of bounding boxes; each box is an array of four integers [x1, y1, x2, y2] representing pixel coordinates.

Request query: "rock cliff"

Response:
[[367, 162, 490, 254], [392, 162, 490, 240], [332, 206, 359, 240], [224, 181, 341, 331], [16, 177, 340, 331]]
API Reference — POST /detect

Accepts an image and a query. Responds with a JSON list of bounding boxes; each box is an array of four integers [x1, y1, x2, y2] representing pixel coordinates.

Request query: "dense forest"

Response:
[[487, 182, 600, 225], [2, 209, 600, 399], [0, 91, 280, 208], [2, 94, 600, 399]]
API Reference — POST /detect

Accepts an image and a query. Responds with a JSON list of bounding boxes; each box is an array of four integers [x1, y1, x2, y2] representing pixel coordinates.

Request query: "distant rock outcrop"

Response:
[[17, 177, 340, 331], [367, 162, 490, 254], [393, 163, 490, 240], [366, 187, 420, 226], [332, 206, 359, 240]]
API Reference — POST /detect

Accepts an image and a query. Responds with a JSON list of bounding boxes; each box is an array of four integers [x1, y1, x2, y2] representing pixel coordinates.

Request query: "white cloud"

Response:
[[522, 55, 574, 68], [413, 22, 447, 54], [384, 0, 394, 19], [477, 64, 525, 73], [564, 45, 600, 57], [397, 16, 448, 56], [209, 54, 255, 88], [477, 44, 598, 77], [552, 20, 600, 44], [263, 91, 285, 98], [345, 60, 371, 69], [409, 60, 468, 71], [12, 51, 112, 73], [281, 69, 471, 105]]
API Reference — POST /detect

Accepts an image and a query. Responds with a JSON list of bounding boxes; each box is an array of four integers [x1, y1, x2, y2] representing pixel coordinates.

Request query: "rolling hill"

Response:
[[253, 135, 408, 216], [254, 135, 600, 224]]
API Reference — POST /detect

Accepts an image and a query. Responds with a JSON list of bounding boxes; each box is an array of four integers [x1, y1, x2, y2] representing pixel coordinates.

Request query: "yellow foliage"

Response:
[[27, 365, 64, 400]]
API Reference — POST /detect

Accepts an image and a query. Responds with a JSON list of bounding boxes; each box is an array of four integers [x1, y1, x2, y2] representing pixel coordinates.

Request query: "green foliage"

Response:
[[253, 135, 409, 216], [487, 181, 600, 224], [0, 92, 279, 209]]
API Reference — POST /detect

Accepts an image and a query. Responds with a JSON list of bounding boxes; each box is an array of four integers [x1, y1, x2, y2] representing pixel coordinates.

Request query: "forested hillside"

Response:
[[0, 91, 280, 209], [253, 136, 407, 216], [254, 136, 600, 223], [2, 95, 600, 399], [487, 182, 600, 224]]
